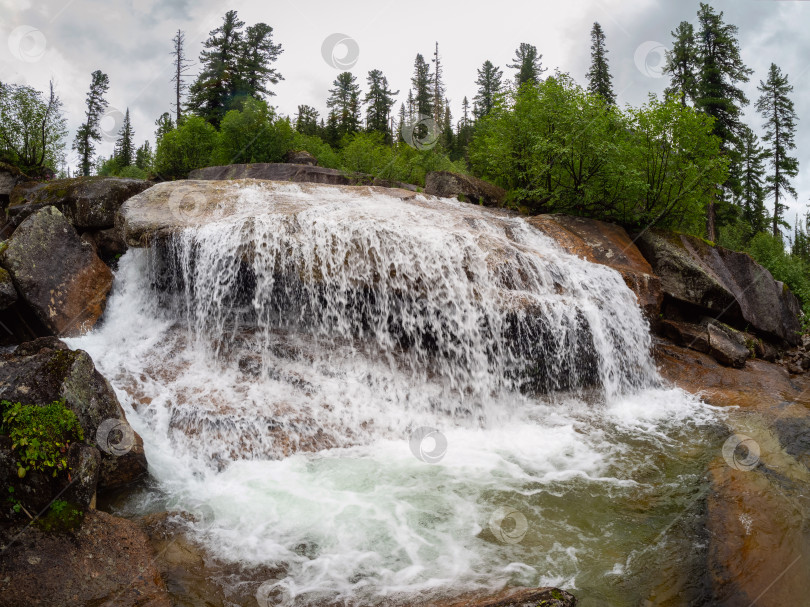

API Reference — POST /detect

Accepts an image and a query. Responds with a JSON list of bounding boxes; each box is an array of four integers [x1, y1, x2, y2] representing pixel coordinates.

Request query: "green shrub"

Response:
[[212, 98, 295, 165], [291, 133, 341, 168], [0, 400, 84, 478], [34, 499, 84, 532], [153, 115, 217, 179]]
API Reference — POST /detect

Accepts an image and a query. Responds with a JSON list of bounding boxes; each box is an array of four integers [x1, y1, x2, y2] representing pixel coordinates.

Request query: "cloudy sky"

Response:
[[3, 0, 809, 226]]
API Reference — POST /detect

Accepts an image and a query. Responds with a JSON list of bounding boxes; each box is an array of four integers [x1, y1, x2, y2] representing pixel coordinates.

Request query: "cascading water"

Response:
[[68, 183, 721, 606]]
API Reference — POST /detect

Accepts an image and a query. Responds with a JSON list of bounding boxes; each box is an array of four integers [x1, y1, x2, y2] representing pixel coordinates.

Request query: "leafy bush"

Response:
[[35, 499, 84, 532], [469, 74, 727, 229], [212, 98, 295, 165], [291, 133, 341, 168], [153, 115, 217, 179], [0, 400, 84, 478]]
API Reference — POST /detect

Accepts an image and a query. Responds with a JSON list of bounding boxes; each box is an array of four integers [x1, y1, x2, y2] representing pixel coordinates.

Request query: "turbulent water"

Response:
[[68, 184, 721, 606]]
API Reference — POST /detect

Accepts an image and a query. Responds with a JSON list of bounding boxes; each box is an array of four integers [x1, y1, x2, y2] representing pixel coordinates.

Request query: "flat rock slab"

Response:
[[429, 587, 577, 607], [0, 510, 172, 607], [1, 206, 112, 336], [8, 176, 151, 231]]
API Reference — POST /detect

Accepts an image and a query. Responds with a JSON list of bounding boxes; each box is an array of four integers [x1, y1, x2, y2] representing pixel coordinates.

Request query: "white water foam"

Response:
[[68, 184, 719, 605]]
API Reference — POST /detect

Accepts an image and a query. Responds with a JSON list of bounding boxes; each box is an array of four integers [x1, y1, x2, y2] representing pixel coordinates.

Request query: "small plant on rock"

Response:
[[0, 399, 84, 478]]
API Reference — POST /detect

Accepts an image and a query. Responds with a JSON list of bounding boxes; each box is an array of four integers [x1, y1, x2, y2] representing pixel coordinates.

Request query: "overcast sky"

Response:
[[3, 0, 809, 227]]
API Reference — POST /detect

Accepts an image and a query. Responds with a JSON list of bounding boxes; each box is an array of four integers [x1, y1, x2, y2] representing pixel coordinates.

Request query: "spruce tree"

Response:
[[326, 71, 361, 140], [171, 30, 192, 124], [236, 23, 283, 102], [431, 42, 446, 129], [507, 43, 545, 87], [694, 3, 752, 240], [295, 105, 320, 135], [738, 126, 769, 235], [473, 60, 503, 119], [364, 69, 399, 139], [154, 112, 174, 140], [663, 21, 698, 107], [586, 22, 615, 104], [411, 54, 433, 119], [755, 62, 799, 238], [186, 10, 245, 127], [72, 70, 109, 176], [114, 108, 135, 167], [135, 140, 153, 171]]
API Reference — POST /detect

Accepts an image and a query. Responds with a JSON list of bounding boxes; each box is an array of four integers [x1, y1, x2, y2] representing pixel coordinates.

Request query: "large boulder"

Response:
[[636, 229, 802, 346], [0, 267, 17, 311], [0, 336, 148, 490], [432, 587, 577, 607], [7, 176, 151, 231], [526, 214, 663, 319], [1, 206, 112, 336], [425, 171, 506, 207], [0, 510, 172, 607], [285, 150, 318, 165], [0, 162, 27, 218]]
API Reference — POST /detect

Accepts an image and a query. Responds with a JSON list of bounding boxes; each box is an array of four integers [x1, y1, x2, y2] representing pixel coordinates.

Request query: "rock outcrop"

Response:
[[1, 206, 112, 336], [425, 171, 506, 208], [188, 162, 419, 191], [7, 176, 151, 232], [0, 510, 172, 607], [526, 214, 663, 319], [636, 229, 801, 345], [0, 336, 148, 492], [285, 150, 318, 165], [431, 587, 578, 607], [661, 319, 751, 368], [0, 162, 28, 229]]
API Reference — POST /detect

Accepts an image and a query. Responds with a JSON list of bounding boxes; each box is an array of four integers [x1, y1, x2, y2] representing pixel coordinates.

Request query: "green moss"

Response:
[[34, 499, 84, 532], [0, 399, 84, 478], [44, 349, 78, 379]]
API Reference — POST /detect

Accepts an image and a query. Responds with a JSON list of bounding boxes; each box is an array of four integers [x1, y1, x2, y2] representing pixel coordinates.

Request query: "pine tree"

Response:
[[154, 112, 174, 140], [114, 108, 135, 167], [431, 42, 446, 129], [135, 140, 153, 171], [738, 126, 769, 235], [586, 23, 615, 104], [406, 89, 415, 121], [186, 10, 245, 127], [295, 105, 320, 136], [663, 21, 698, 106], [507, 43, 545, 87], [72, 70, 109, 176], [473, 60, 503, 119], [755, 62, 799, 238], [411, 54, 433, 119], [236, 23, 283, 102], [397, 103, 406, 142], [364, 69, 399, 140], [442, 99, 453, 150], [171, 30, 192, 124], [326, 71, 361, 140], [694, 3, 752, 240]]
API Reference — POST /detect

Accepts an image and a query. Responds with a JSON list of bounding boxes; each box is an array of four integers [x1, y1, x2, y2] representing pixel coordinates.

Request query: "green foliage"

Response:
[[0, 400, 84, 479], [34, 499, 84, 532], [0, 81, 67, 173], [469, 75, 727, 229], [291, 133, 340, 168], [212, 98, 294, 165], [153, 115, 217, 179]]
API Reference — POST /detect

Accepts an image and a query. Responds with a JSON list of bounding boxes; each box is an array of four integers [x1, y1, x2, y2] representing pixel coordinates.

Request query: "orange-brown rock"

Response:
[[0, 206, 112, 336], [428, 586, 577, 607], [526, 214, 662, 319], [0, 510, 172, 607]]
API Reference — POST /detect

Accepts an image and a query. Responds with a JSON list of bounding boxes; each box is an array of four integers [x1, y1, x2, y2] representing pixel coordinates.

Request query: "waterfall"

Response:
[[68, 183, 717, 606]]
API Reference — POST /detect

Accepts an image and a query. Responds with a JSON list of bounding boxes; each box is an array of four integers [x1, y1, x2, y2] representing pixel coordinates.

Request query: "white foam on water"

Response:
[[68, 184, 719, 605]]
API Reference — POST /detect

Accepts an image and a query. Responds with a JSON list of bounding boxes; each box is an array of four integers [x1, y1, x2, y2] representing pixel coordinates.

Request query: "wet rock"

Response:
[[0, 267, 17, 311], [0, 206, 112, 336], [0, 510, 172, 607], [661, 319, 710, 353], [81, 227, 128, 263], [7, 176, 151, 231], [636, 229, 801, 346], [0, 336, 148, 491], [707, 322, 749, 368], [430, 587, 578, 607], [285, 150, 318, 165], [425, 171, 507, 208], [527, 214, 663, 319], [63, 443, 101, 509]]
